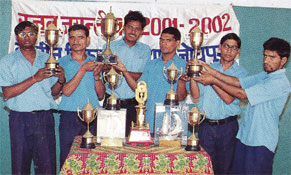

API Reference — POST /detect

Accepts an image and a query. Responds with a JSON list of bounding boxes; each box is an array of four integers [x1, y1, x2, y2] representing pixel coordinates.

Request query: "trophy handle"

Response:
[[94, 107, 99, 120], [118, 72, 123, 86], [198, 111, 206, 125], [177, 67, 183, 80], [102, 71, 108, 83], [77, 107, 84, 122], [162, 66, 168, 80]]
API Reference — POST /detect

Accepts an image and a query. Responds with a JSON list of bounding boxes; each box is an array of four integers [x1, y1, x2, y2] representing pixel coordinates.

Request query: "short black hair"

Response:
[[263, 37, 290, 59], [14, 21, 38, 35], [68, 24, 89, 37], [161, 27, 181, 41], [220, 33, 241, 48], [124, 11, 147, 29]]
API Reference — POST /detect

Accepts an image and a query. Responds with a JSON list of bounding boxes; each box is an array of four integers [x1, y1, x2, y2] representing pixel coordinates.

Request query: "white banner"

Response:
[[10, 0, 240, 63]]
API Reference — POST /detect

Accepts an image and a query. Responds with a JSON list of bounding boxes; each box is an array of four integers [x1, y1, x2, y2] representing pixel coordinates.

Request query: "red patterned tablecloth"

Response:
[[60, 136, 213, 175]]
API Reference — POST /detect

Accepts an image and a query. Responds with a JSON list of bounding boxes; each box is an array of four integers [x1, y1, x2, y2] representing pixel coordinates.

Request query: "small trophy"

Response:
[[163, 63, 183, 106], [96, 7, 118, 64], [77, 100, 98, 149], [127, 81, 153, 147], [187, 27, 204, 77], [103, 67, 123, 110], [185, 106, 205, 151], [45, 23, 60, 75]]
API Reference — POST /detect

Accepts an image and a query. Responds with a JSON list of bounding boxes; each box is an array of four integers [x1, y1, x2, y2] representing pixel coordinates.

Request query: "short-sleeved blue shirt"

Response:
[[0, 49, 57, 112], [198, 61, 248, 119], [139, 54, 187, 132], [238, 69, 291, 152], [58, 55, 101, 111], [104, 38, 151, 99]]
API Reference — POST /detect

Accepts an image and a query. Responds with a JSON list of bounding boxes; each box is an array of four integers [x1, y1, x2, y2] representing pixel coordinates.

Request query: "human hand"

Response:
[[113, 56, 127, 73], [93, 62, 104, 78], [193, 73, 215, 85], [80, 60, 97, 72], [33, 68, 53, 82], [54, 66, 66, 83]]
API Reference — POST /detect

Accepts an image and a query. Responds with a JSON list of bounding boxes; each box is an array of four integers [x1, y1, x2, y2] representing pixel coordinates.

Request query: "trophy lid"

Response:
[[189, 106, 201, 115], [83, 99, 94, 111], [168, 62, 179, 72], [47, 23, 58, 31], [104, 7, 116, 20], [108, 67, 118, 75]]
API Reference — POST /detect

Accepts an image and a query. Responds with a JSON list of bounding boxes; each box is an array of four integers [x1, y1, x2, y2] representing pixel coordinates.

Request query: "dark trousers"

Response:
[[231, 139, 274, 174], [59, 111, 97, 168], [9, 110, 56, 175], [198, 119, 238, 174], [103, 93, 137, 137]]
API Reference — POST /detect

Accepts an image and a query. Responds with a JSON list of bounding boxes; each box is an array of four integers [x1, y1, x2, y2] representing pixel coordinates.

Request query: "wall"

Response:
[[0, 1, 290, 174]]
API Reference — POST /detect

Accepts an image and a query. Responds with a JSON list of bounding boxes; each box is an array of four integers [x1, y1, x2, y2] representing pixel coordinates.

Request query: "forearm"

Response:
[[211, 85, 235, 104], [177, 79, 187, 101], [127, 71, 142, 81], [213, 70, 241, 88], [123, 70, 137, 92], [51, 79, 65, 96], [189, 79, 200, 102], [62, 69, 86, 96], [94, 77, 105, 100]]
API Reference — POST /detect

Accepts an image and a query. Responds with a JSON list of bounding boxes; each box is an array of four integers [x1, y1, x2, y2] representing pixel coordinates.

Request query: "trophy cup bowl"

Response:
[[45, 23, 60, 76], [103, 67, 123, 110], [96, 7, 118, 64], [163, 63, 182, 106], [187, 27, 204, 78], [77, 100, 98, 149]]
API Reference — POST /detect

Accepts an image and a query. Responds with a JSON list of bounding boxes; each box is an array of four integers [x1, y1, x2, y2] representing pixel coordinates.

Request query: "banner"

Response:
[[10, 0, 240, 63]]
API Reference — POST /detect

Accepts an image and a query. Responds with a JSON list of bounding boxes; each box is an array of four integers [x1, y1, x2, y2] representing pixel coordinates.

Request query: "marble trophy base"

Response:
[[97, 54, 117, 64]]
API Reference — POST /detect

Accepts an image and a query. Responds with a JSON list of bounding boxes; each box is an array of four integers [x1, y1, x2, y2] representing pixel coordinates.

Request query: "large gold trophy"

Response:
[[45, 23, 60, 75], [163, 63, 183, 106], [127, 81, 153, 147], [185, 106, 205, 151], [77, 100, 98, 149], [96, 7, 118, 64], [187, 27, 204, 77], [103, 67, 123, 110]]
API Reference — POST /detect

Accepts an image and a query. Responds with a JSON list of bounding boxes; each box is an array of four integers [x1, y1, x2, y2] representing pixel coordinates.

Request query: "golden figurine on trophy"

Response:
[[163, 63, 183, 106], [96, 7, 118, 64], [45, 23, 60, 75], [187, 26, 204, 77], [77, 100, 98, 149], [127, 81, 153, 147], [103, 67, 123, 110], [185, 106, 205, 151]]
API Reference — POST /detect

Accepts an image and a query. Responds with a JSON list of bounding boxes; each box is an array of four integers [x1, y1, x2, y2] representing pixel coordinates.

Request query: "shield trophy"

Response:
[[187, 27, 204, 77], [96, 7, 118, 64], [163, 63, 183, 106]]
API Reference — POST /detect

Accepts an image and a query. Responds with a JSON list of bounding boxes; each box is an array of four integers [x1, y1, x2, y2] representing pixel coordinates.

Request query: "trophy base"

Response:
[[127, 128, 153, 147], [164, 99, 179, 106], [80, 137, 96, 149], [185, 144, 201, 151], [187, 72, 200, 78], [97, 54, 117, 64], [105, 103, 121, 110]]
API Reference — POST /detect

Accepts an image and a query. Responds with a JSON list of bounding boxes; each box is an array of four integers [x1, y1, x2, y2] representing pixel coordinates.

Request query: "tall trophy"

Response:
[[45, 23, 60, 75], [103, 67, 123, 110], [127, 81, 153, 147], [96, 7, 118, 64], [163, 63, 183, 106], [185, 106, 205, 151], [77, 100, 98, 149], [187, 27, 204, 77]]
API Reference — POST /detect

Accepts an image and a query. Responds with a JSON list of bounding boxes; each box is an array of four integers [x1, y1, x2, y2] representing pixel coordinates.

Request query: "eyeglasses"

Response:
[[222, 44, 239, 51], [18, 32, 37, 38]]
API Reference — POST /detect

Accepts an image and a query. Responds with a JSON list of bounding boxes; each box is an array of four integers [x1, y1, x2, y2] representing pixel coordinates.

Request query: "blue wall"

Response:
[[0, 1, 290, 174]]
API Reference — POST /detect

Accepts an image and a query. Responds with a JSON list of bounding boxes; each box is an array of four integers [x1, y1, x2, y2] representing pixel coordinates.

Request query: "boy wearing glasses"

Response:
[[0, 21, 65, 174]]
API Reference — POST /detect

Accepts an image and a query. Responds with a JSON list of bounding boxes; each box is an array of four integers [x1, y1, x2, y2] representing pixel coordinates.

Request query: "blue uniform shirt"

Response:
[[139, 54, 188, 132], [237, 69, 291, 152], [199, 61, 248, 119], [0, 49, 57, 112], [104, 38, 151, 99], [58, 55, 101, 111]]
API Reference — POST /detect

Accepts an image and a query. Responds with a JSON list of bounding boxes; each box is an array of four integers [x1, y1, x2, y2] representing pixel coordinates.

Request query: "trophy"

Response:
[[45, 23, 60, 75], [77, 100, 98, 149], [127, 81, 153, 147], [96, 7, 118, 64], [103, 67, 123, 110], [185, 106, 205, 151], [187, 27, 204, 77], [163, 63, 183, 106]]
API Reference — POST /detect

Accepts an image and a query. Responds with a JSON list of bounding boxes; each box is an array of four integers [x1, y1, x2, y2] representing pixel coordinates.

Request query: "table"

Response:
[[60, 136, 213, 175]]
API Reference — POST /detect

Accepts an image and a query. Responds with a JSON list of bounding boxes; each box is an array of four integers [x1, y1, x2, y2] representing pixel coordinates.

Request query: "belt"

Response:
[[119, 98, 137, 106], [204, 115, 237, 126]]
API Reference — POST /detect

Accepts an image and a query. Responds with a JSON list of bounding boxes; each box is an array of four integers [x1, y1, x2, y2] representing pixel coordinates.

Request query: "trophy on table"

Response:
[[45, 23, 60, 75], [96, 7, 118, 64], [185, 106, 205, 151], [77, 99, 98, 149], [187, 26, 204, 77], [163, 63, 183, 106], [127, 81, 153, 147], [103, 67, 123, 110]]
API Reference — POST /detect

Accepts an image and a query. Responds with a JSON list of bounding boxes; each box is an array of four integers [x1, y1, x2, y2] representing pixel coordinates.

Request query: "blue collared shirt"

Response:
[[58, 55, 101, 111], [198, 61, 248, 119], [0, 49, 58, 112], [104, 38, 151, 99], [139, 54, 188, 132], [237, 69, 291, 152]]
